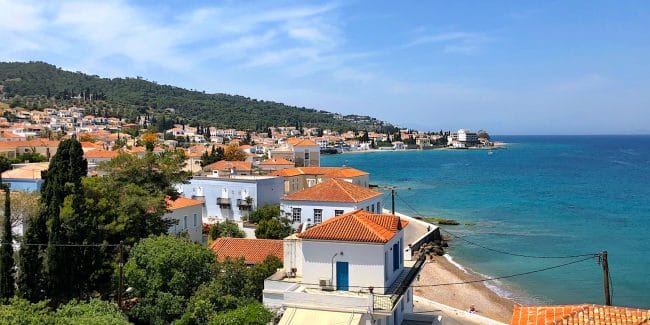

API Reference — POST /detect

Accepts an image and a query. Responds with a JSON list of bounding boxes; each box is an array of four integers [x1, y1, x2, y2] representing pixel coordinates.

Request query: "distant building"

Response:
[[164, 196, 205, 243], [270, 167, 369, 195], [280, 179, 383, 227], [203, 160, 253, 176], [178, 175, 284, 223], [0, 162, 48, 191], [259, 158, 294, 173], [449, 128, 479, 147]]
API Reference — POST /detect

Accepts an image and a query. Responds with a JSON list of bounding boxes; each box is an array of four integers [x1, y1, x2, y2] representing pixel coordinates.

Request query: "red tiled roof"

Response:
[[84, 149, 119, 159], [210, 237, 283, 264], [282, 178, 381, 203], [292, 139, 319, 147], [270, 167, 368, 177], [298, 210, 408, 243], [511, 304, 650, 325], [203, 160, 253, 172], [165, 196, 204, 210], [260, 158, 294, 165]]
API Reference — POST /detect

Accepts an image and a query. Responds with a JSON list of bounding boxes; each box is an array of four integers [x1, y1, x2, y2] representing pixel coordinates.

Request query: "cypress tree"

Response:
[[0, 184, 15, 299], [42, 138, 90, 305]]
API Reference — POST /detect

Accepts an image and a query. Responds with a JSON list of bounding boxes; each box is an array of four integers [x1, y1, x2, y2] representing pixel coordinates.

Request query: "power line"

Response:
[[0, 242, 123, 247], [394, 193, 598, 259], [267, 255, 596, 289]]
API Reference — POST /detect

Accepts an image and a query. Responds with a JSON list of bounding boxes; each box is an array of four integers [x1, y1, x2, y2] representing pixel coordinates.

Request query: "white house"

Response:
[[177, 175, 284, 223], [164, 196, 205, 243], [263, 210, 421, 325], [280, 178, 383, 227]]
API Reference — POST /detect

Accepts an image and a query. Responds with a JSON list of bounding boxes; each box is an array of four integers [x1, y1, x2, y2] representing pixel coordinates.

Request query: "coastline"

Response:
[[337, 143, 507, 155], [413, 254, 515, 323]]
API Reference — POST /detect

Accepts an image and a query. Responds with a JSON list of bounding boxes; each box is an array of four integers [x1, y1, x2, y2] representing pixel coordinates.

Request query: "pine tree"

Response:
[[0, 184, 15, 299]]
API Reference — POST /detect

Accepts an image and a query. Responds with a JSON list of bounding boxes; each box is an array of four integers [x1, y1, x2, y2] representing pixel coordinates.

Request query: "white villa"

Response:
[[164, 196, 205, 243], [263, 209, 425, 325], [280, 178, 383, 227]]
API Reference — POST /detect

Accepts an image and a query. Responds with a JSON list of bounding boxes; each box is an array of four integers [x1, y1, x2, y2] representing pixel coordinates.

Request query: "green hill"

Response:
[[0, 61, 393, 132]]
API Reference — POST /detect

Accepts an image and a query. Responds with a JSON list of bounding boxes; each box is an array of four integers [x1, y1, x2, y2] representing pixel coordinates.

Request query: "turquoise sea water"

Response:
[[321, 135, 650, 308]]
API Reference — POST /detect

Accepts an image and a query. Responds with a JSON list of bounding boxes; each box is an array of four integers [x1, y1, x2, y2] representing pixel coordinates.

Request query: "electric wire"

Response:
[[267, 255, 596, 289], [394, 193, 599, 259]]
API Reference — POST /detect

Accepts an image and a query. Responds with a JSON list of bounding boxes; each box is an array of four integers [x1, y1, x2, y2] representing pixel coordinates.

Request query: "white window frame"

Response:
[[313, 209, 322, 224], [292, 208, 302, 223], [334, 209, 344, 216]]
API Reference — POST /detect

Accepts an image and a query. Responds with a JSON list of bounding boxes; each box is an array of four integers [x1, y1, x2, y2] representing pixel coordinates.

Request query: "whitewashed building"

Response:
[[263, 210, 422, 325], [177, 175, 284, 223], [280, 178, 383, 227], [164, 197, 205, 243]]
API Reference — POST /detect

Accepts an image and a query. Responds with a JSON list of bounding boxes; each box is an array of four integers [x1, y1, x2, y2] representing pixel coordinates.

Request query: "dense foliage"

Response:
[[124, 235, 216, 324], [208, 221, 245, 241], [0, 298, 129, 325], [0, 61, 392, 132], [247, 204, 281, 224]]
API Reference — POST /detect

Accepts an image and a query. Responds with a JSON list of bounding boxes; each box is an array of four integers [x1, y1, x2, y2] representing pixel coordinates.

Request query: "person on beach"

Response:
[[468, 305, 476, 314]]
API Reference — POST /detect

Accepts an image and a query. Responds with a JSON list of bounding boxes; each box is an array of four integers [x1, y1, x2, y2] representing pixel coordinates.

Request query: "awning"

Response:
[[278, 307, 363, 325]]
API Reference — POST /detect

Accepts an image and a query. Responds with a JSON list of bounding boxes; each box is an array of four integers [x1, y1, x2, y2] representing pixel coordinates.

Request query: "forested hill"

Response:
[[0, 61, 392, 132]]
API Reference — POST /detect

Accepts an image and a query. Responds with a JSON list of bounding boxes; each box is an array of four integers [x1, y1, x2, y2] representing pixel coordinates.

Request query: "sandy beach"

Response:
[[413, 255, 515, 323]]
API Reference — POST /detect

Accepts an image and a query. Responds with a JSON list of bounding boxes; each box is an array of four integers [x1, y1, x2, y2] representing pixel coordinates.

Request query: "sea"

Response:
[[321, 135, 650, 309]]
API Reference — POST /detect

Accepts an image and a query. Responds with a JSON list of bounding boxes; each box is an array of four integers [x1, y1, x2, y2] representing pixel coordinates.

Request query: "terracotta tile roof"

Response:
[[165, 196, 204, 210], [0, 139, 59, 148], [511, 304, 650, 325], [84, 150, 119, 159], [203, 160, 253, 172], [0, 130, 23, 138], [260, 158, 294, 165], [293, 139, 319, 147], [283, 178, 381, 203], [210, 237, 283, 264], [270, 167, 368, 177], [298, 210, 408, 243]]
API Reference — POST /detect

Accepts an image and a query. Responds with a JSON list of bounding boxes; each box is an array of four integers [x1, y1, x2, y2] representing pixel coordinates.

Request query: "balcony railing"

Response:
[[217, 197, 231, 208], [237, 199, 252, 210]]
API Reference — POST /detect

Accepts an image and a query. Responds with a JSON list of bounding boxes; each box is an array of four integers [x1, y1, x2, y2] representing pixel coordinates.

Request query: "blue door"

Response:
[[336, 261, 349, 290]]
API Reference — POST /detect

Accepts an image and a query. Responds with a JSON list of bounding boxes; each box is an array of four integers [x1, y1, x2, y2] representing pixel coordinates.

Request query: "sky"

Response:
[[1, 1, 649, 134]]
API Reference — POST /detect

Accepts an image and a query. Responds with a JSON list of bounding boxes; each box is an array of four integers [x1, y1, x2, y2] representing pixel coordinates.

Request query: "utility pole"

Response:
[[391, 188, 395, 215], [600, 251, 611, 306], [118, 241, 124, 308]]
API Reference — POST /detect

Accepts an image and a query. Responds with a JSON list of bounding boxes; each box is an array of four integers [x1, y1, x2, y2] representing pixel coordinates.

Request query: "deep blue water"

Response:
[[322, 135, 650, 308]]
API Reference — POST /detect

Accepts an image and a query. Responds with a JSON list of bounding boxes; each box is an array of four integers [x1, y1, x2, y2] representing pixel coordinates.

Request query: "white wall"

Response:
[[281, 196, 382, 227], [165, 204, 203, 243], [179, 176, 283, 222]]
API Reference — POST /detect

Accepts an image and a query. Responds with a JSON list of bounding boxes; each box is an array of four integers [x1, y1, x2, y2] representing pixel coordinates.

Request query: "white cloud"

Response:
[[403, 31, 489, 54]]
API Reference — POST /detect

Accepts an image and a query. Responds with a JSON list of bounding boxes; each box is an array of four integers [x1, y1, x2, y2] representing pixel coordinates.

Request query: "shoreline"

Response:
[[413, 254, 515, 323], [335, 143, 507, 155]]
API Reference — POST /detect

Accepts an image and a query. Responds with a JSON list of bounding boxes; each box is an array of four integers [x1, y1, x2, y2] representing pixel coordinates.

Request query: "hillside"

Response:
[[0, 61, 393, 132]]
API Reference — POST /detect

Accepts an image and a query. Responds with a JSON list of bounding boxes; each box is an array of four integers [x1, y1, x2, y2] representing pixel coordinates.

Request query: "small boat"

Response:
[[487, 150, 494, 155]]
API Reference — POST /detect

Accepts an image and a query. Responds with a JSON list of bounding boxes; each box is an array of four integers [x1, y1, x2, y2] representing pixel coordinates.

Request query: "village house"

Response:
[[263, 209, 423, 325], [164, 196, 205, 243], [258, 157, 294, 173], [280, 178, 383, 227], [270, 167, 369, 195], [203, 160, 254, 176]]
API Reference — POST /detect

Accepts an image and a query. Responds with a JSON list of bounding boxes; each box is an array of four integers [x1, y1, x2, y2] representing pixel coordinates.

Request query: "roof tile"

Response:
[[209, 237, 283, 264], [298, 209, 408, 243], [511, 305, 650, 325], [282, 178, 381, 203]]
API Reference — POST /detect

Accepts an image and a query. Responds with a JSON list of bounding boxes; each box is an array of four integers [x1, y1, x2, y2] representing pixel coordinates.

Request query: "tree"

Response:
[[125, 235, 216, 324], [0, 298, 52, 324], [41, 138, 94, 305], [208, 221, 245, 241], [208, 302, 273, 325], [0, 185, 14, 299], [247, 204, 280, 224], [142, 131, 158, 151], [477, 130, 490, 140], [223, 144, 247, 161], [54, 299, 129, 325], [200, 146, 224, 167], [255, 217, 292, 239], [0, 191, 39, 229], [0, 157, 11, 175]]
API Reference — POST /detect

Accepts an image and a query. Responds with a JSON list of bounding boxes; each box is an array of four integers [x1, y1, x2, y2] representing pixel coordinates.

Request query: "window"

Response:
[[377, 202, 381, 213], [183, 216, 188, 229], [334, 210, 344, 216], [366, 206, 370, 211], [384, 251, 389, 280], [393, 243, 399, 271], [313, 209, 322, 224], [193, 214, 197, 227], [371, 204, 375, 213], [292, 208, 302, 223], [400, 238, 404, 267], [307, 179, 316, 187]]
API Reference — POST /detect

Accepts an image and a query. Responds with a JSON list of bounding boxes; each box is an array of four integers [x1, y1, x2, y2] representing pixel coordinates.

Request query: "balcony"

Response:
[[217, 197, 231, 208], [237, 199, 252, 211]]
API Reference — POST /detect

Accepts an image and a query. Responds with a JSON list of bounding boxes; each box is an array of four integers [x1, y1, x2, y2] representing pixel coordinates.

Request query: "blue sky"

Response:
[[1, 1, 649, 134]]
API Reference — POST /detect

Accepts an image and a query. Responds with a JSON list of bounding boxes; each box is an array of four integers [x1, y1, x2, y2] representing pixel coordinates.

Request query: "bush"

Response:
[[255, 218, 292, 239], [248, 204, 280, 224], [208, 220, 245, 240], [208, 302, 273, 325]]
